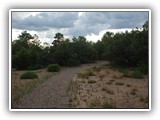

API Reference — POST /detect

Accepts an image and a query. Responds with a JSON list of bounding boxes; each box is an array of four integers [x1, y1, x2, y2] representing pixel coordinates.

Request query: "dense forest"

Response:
[[12, 21, 148, 74]]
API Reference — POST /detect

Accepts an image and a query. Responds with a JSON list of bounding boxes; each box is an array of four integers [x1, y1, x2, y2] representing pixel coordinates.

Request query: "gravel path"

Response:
[[13, 61, 107, 109]]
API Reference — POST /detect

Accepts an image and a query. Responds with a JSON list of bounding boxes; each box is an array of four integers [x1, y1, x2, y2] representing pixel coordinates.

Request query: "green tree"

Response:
[[93, 40, 104, 60], [72, 36, 97, 63], [102, 21, 148, 73], [52, 32, 64, 47]]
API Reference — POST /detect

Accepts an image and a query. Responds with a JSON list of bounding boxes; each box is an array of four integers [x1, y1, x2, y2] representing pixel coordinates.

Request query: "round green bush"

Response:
[[20, 72, 38, 79], [47, 64, 60, 72]]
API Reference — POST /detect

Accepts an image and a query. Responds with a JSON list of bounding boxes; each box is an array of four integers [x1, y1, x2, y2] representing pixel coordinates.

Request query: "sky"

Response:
[[11, 11, 148, 44]]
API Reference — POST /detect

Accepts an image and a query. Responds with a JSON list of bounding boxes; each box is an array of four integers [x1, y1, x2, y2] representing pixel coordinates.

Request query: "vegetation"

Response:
[[139, 96, 148, 103], [12, 21, 149, 108], [20, 72, 38, 79], [13, 70, 54, 104], [47, 64, 60, 72], [12, 21, 148, 74], [77, 69, 93, 79], [102, 102, 115, 109], [12, 32, 98, 70], [131, 70, 143, 79]]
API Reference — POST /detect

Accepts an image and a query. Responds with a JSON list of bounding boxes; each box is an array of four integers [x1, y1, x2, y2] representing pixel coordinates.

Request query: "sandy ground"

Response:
[[69, 64, 149, 109], [11, 61, 107, 109]]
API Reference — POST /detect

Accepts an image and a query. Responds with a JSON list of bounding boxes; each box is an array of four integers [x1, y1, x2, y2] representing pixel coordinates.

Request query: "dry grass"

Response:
[[12, 69, 54, 104], [68, 64, 149, 109]]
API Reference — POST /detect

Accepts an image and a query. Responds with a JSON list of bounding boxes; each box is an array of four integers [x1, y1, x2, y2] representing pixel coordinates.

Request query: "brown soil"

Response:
[[11, 61, 107, 109], [69, 65, 149, 109]]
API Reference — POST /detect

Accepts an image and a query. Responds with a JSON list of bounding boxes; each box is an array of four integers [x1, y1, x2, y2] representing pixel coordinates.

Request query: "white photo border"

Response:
[[9, 9, 151, 111]]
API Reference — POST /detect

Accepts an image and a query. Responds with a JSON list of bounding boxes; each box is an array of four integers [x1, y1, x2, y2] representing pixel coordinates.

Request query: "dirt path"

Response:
[[13, 61, 107, 109]]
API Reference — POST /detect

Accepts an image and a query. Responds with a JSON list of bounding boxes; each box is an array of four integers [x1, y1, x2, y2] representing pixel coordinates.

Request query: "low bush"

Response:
[[77, 69, 93, 79], [47, 64, 60, 72], [131, 70, 143, 79], [20, 72, 38, 79]]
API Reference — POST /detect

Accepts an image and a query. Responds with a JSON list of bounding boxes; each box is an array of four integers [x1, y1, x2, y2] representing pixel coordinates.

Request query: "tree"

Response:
[[143, 20, 148, 31], [18, 31, 34, 43], [53, 40, 74, 66], [52, 32, 64, 47], [101, 21, 148, 72], [93, 40, 104, 60], [13, 47, 31, 70], [12, 31, 42, 70], [72, 36, 97, 63]]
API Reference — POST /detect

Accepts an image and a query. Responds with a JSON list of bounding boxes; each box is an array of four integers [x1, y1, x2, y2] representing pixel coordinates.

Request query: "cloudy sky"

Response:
[[12, 11, 148, 44]]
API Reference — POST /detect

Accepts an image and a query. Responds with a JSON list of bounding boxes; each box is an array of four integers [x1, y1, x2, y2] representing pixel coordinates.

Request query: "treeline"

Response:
[[12, 21, 148, 73], [12, 32, 97, 70]]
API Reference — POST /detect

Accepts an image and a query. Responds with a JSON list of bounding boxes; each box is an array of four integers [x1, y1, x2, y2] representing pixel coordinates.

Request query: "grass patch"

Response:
[[67, 80, 79, 107], [13, 80, 40, 103], [102, 102, 115, 109], [20, 72, 38, 79], [131, 70, 143, 79], [12, 70, 54, 104], [139, 96, 148, 103], [47, 64, 60, 72], [77, 69, 93, 79]]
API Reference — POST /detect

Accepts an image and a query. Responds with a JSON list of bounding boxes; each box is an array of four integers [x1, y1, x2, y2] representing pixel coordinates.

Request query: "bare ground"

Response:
[[69, 65, 149, 109], [12, 61, 107, 109]]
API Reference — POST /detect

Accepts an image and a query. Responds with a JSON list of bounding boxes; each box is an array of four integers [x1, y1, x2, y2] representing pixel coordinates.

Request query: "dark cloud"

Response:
[[12, 11, 148, 37], [12, 12, 78, 31], [109, 12, 148, 28], [68, 11, 148, 36]]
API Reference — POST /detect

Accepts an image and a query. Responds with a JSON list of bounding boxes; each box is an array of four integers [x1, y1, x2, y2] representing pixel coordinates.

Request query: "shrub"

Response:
[[77, 69, 93, 79], [20, 72, 38, 79], [47, 64, 60, 72], [131, 70, 143, 79]]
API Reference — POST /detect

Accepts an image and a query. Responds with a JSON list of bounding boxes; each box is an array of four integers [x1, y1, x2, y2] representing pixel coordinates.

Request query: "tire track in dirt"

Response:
[[13, 61, 107, 109]]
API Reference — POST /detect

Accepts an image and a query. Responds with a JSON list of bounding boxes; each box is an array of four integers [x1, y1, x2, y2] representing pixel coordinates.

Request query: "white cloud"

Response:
[[12, 11, 148, 44], [86, 28, 133, 42]]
